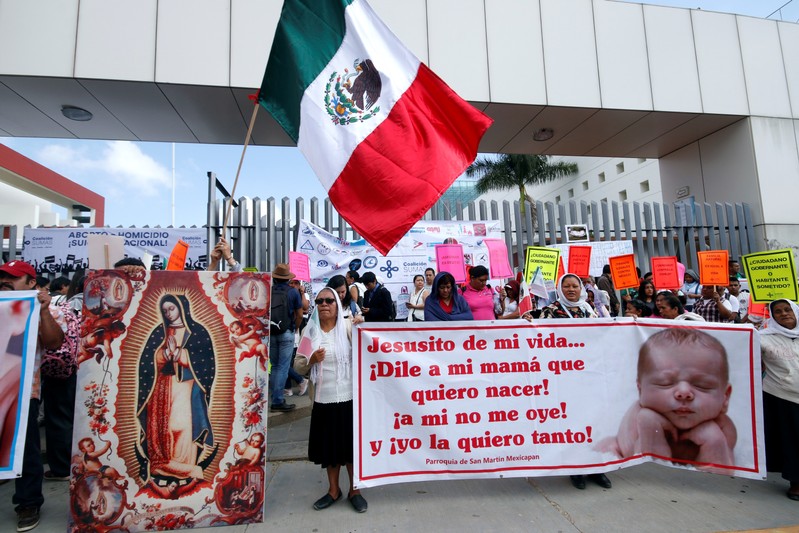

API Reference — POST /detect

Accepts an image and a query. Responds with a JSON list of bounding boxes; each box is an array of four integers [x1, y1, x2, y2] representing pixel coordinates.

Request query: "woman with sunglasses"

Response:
[[294, 288, 367, 513]]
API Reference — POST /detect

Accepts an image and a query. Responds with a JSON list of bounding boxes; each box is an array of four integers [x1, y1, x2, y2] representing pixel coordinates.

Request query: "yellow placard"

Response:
[[741, 249, 798, 303], [524, 246, 560, 283]]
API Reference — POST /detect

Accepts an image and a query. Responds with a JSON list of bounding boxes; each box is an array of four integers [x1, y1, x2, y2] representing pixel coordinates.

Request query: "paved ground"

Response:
[[4, 392, 798, 532]]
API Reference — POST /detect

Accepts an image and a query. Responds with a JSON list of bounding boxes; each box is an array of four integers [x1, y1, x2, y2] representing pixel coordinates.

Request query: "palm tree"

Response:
[[466, 154, 579, 216]]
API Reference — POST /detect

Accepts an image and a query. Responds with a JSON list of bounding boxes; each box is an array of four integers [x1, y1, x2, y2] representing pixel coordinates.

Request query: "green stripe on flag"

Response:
[[260, 0, 355, 142]]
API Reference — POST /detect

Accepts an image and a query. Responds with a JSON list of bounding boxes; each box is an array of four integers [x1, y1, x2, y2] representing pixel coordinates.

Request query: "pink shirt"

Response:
[[461, 285, 496, 320]]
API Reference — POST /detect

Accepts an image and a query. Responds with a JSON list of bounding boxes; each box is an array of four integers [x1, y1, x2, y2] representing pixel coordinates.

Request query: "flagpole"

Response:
[[222, 102, 260, 238]]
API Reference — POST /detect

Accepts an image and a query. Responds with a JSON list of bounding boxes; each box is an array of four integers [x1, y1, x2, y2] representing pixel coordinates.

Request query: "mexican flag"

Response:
[[260, 0, 492, 255]]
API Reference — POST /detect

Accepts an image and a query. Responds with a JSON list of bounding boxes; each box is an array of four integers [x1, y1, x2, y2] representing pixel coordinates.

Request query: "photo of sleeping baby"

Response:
[[600, 328, 737, 467]]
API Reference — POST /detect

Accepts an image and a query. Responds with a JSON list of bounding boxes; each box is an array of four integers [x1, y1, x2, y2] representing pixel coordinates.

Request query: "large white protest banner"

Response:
[[298, 220, 503, 301], [353, 319, 765, 487], [22, 228, 208, 275], [0, 291, 40, 479]]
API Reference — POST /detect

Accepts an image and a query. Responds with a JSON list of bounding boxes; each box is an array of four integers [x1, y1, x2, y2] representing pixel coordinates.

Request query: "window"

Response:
[[582, 180, 589, 191], [586, 205, 592, 215], [568, 189, 574, 198], [640, 180, 650, 193], [598, 172, 605, 183], [637, 158, 647, 164], [619, 190, 628, 201], [555, 195, 561, 203], [616, 162, 625, 174]]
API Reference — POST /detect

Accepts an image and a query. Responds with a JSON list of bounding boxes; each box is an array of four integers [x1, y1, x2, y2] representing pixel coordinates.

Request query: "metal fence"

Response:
[[207, 182, 760, 275], [1, 181, 759, 276]]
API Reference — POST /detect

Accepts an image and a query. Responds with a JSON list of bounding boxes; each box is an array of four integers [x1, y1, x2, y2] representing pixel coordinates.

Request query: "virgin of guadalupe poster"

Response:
[[69, 270, 271, 532]]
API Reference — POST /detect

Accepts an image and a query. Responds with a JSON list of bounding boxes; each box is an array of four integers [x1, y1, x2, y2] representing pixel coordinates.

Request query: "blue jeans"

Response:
[[270, 329, 294, 406]]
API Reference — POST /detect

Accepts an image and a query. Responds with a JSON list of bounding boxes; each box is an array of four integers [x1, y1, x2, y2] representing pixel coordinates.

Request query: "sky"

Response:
[[1, 0, 797, 229]]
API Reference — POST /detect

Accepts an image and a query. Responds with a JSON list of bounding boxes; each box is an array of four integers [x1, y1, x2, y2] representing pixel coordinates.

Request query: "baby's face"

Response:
[[638, 345, 731, 430]]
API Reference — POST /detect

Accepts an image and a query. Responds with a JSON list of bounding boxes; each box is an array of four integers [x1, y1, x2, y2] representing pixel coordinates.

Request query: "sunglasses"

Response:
[[314, 297, 336, 305]]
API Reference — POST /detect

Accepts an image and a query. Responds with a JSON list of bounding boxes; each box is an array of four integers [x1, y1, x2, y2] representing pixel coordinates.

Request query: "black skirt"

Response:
[[763, 391, 799, 483], [308, 400, 353, 468]]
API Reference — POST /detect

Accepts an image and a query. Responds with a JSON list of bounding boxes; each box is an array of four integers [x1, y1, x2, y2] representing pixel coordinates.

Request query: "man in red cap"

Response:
[[0, 260, 66, 532]]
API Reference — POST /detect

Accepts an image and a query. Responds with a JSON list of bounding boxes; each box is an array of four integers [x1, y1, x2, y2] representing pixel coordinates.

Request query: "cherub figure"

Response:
[[229, 319, 268, 370]]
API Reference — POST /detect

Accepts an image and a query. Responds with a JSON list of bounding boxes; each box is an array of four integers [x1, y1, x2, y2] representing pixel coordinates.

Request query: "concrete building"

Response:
[[0, 0, 797, 252], [475, 156, 663, 212]]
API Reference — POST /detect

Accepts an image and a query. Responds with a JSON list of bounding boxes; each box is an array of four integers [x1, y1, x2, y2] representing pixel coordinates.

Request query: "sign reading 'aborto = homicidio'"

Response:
[[742, 249, 799, 303]]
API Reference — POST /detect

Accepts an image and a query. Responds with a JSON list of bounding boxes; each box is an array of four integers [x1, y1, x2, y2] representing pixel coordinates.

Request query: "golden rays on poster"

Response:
[[115, 277, 236, 488]]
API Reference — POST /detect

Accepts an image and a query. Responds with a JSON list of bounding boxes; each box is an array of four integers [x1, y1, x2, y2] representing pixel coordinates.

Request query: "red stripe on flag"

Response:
[[329, 63, 492, 255]]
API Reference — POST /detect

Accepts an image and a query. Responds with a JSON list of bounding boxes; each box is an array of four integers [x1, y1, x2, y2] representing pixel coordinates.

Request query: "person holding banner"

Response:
[[294, 288, 367, 513], [405, 275, 429, 322], [759, 299, 799, 501], [424, 272, 473, 321], [539, 274, 610, 490], [693, 285, 735, 323]]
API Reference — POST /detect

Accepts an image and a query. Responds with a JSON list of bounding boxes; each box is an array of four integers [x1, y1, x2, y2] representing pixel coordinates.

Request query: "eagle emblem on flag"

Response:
[[324, 58, 382, 125]]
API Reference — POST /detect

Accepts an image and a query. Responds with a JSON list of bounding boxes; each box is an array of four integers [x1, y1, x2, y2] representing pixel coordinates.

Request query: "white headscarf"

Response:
[[297, 288, 352, 386], [555, 274, 597, 318], [760, 299, 799, 339]]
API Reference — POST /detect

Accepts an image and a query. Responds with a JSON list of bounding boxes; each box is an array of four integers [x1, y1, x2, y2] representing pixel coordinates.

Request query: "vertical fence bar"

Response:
[[724, 203, 739, 260], [653, 203, 665, 257], [612, 201, 622, 242], [265, 197, 276, 269], [743, 203, 759, 253], [591, 201, 600, 242], [695, 203, 709, 252], [662, 206, 676, 257], [546, 202, 557, 247], [633, 202, 647, 270], [601, 201, 611, 242], [280, 197, 291, 263], [716, 203, 730, 255], [643, 203, 655, 261], [703, 202, 719, 250], [536, 201, 546, 246], [253, 198, 264, 271]]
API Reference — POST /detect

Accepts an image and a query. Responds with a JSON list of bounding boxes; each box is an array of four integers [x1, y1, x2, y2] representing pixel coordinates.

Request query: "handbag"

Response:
[[41, 304, 80, 379]]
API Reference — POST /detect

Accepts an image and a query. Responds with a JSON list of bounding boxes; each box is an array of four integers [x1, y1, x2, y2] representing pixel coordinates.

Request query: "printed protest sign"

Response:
[[166, 240, 189, 271], [698, 250, 730, 286], [567, 246, 592, 278], [353, 320, 764, 488], [742, 249, 798, 303], [70, 271, 268, 531], [0, 292, 39, 479], [436, 244, 467, 283], [651, 256, 681, 290], [289, 251, 311, 282], [484, 239, 513, 279], [608, 254, 639, 290], [524, 247, 560, 284]]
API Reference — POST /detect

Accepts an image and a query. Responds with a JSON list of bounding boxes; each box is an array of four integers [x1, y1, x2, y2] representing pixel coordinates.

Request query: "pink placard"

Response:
[[483, 239, 513, 279], [288, 251, 311, 282], [435, 244, 467, 283]]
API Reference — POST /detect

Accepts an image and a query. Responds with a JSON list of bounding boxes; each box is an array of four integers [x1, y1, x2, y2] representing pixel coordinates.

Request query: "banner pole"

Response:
[[222, 102, 260, 238]]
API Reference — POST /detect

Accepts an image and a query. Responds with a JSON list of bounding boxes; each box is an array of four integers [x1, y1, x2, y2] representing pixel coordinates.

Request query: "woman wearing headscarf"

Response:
[[498, 280, 521, 319], [539, 274, 598, 320], [682, 269, 701, 311], [424, 272, 473, 321], [585, 285, 610, 318], [759, 299, 799, 501], [294, 287, 367, 513], [539, 274, 610, 491]]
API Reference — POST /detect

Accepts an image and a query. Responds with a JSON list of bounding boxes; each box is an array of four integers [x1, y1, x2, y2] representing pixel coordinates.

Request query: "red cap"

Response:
[[0, 260, 37, 279]]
